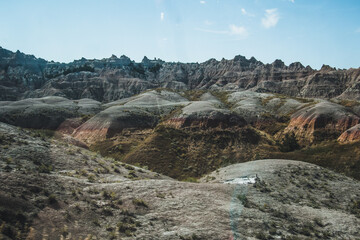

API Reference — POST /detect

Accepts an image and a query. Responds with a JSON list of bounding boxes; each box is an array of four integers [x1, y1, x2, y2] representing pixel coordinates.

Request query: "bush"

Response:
[[38, 164, 53, 173], [349, 200, 360, 217], [48, 194, 57, 204], [132, 198, 149, 208], [102, 207, 113, 216], [182, 177, 198, 183], [87, 174, 96, 182], [237, 194, 250, 208], [278, 133, 300, 152]]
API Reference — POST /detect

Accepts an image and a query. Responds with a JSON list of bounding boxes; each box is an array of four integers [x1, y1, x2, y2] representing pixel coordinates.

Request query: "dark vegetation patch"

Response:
[[277, 133, 301, 152], [210, 90, 235, 109], [254, 113, 290, 135], [181, 90, 207, 101], [115, 125, 264, 180], [266, 140, 360, 180]]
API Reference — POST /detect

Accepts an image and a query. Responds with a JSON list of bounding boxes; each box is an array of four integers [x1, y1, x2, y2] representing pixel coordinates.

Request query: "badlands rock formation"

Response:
[[0, 96, 101, 129], [1, 47, 360, 102], [1, 47, 360, 239], [284, 101, 360, 144], [338, 124, 360, 143]]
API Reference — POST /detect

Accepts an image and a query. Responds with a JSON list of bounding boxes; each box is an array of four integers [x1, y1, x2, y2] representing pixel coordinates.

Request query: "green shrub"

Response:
[[182, 177, 198, 183], [237, 194, 250, 208], [349, 200, 360, 217], [132, 198, 149, 208], [87, 174, 96, 182], [117, 221, 137, 236], [102, 207, 113, 216], [38, 164, 53, 173], [48, 194, 57, 204], [278, 133, 300, 152]]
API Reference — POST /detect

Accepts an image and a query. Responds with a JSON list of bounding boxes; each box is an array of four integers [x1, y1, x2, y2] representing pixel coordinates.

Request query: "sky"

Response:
[[0, 0, 359, 69]]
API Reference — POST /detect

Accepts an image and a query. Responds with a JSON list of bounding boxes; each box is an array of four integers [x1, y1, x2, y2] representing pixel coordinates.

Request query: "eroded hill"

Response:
[[2, 89, 359, 180], [0, 123, 359, 239]]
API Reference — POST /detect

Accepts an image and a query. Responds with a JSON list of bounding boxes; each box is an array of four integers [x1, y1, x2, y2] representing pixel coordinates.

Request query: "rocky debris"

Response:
[[284, 101, 360, 144], [0, 96, 101, 130], [201, 159, 360, 239], [0, 122, 163, 179], [1, 125, 359, 240], [338, 124, 360, 143], [1, 47, 360, 102], [0, 121, 172, 239]]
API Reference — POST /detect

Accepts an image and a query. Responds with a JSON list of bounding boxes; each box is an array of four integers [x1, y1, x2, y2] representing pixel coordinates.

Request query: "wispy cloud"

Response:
[[356, 28, 360, 33], [196, 24, 249, 39], [241, 8, 255, 17], [204, 20, 213, 26], [200, 0, 206, 4], [262, 9, 279, 29], [289, 0, 295, 3], [229, 24, 249, 37], [160, 12, 164, 21]]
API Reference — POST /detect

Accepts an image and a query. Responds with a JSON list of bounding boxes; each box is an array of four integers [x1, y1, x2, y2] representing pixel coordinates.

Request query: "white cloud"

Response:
[[241, 8, 255, 17], [160, 12, 164, 21], [229, 24, 249, 38], [262, 9, 279, 29], [289, 0, 295, 3], [200, 0, 206, 4]]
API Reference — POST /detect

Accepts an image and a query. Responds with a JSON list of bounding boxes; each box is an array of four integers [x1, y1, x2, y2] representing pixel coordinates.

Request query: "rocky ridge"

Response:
[[1, 47, 360, 102]]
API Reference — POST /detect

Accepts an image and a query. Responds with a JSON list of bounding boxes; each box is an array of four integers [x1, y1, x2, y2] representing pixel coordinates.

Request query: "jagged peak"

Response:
[[320, 64, 336, 71], [289, 62, 305, 70], [233, 55, 247, 62], [271, 59, 285, 68], [249, 56, 257, 62], [204, 58, 218, 64], [142, 56, 150, 63], [119, 55, 130, 60]]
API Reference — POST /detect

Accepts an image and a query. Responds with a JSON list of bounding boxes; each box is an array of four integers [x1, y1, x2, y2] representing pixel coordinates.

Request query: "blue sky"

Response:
[[0, 0, 359, 69]]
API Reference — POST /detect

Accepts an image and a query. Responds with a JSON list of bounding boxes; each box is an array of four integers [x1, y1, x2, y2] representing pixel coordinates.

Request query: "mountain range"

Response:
[[1, 46, 359, 102]]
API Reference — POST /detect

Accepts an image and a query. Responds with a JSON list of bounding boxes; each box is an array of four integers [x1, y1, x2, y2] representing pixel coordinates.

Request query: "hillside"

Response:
[[1, 47, 360, 239], [1, 123, 359, 239]]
